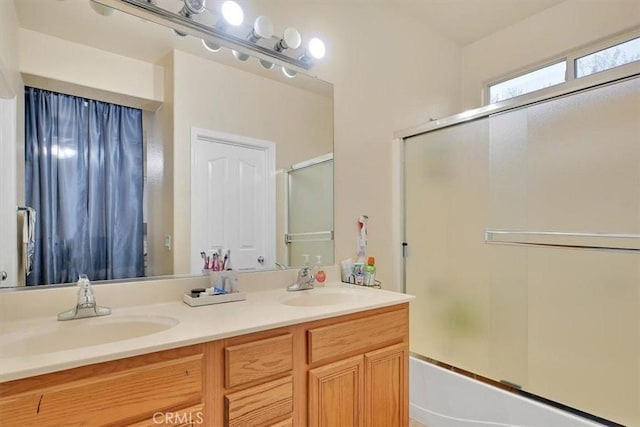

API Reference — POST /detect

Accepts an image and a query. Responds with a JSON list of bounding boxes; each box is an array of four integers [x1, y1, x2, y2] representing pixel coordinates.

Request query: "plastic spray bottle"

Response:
[[364, 257, 376, 287]]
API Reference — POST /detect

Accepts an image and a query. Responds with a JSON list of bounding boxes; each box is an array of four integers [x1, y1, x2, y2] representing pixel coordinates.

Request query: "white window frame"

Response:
[[484, 27, 640, 105]]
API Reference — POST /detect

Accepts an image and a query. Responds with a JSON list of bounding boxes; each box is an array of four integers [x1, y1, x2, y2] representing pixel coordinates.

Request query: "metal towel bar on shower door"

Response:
[[484, 230, 640, 253]]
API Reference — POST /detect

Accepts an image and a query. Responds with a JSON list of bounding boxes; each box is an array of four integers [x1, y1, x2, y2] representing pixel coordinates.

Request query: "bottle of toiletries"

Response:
[[353, 262, 365, 285], [364, 257, 376, 287], [302, 254, 310, 268], [224, 249, 233, 270], [312, 255, 326, 287]]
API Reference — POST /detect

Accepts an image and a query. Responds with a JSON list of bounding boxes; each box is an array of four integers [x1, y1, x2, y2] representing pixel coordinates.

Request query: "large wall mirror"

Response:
[[0, 0, 334, 288]]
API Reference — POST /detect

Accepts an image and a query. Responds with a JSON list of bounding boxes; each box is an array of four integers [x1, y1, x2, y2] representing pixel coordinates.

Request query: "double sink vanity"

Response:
[[0, 271, 412, 426]]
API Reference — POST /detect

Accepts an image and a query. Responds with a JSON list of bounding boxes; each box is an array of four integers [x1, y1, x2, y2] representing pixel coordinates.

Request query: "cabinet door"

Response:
[[364, 343, 408, 427], [308, 355, 363, 427]]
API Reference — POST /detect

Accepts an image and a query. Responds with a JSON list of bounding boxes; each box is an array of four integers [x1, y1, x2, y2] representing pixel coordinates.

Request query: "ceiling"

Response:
[[400, 0, 565, 46], [15, 0, 567, 57]]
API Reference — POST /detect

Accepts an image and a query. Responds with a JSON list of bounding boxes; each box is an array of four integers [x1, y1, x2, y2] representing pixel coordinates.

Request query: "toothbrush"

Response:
[[212, 253, 219, 271], [201, 252, 207, 270]]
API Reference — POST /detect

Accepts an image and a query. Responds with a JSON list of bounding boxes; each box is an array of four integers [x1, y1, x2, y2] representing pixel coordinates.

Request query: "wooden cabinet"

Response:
[[0, 345, 205, 426], [364, 343, 408, 427], [309, 355, 364, 427], [0, 303, 409, 426], [225, 333, 293, 389], [307, 308, 409, 427], [222, 332, 295, 426], [225, 376, 293, 426]]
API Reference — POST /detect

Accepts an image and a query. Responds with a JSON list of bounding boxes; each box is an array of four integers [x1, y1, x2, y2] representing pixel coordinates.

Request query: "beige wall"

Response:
[[171, 50, 333, 273], [19, 29, 163, 108], [0, 1, 21, 94], [460, 0, 640, 110], [250, 2, 463, 290], [144, 53, 174, 277]]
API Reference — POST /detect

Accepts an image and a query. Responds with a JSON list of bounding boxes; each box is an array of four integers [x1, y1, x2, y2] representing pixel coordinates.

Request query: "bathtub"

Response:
[[410, 356, 605, 427]]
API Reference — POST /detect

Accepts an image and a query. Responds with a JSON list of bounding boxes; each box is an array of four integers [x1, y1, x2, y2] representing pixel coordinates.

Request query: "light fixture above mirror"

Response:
[[92, 0, 327, 75]]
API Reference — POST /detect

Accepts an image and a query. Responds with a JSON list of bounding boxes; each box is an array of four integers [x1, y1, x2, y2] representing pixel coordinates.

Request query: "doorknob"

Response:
[[257, 256, 265, 265], [1, 271, 7, 281]]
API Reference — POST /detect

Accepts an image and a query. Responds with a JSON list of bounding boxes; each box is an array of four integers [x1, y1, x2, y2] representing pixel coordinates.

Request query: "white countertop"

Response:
[[0, 282, 413, 382]]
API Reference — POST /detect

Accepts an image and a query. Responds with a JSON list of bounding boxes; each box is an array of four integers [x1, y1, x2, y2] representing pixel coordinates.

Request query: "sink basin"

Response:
[[0, 315, 179, 358], [281, 288, 371, 307]]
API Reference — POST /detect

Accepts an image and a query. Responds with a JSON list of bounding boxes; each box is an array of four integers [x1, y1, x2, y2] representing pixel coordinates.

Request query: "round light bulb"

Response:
[[222, 1, 243, 26], [202, 39, 221, 52], [282, 66, 297, 79], [253, 16, 274, 39], [89, 0, 114, 16], [308, 38, 326, 59], [282, 27, 301, 49], [232, 50, 249, 61], [260, 59, 275, 70]]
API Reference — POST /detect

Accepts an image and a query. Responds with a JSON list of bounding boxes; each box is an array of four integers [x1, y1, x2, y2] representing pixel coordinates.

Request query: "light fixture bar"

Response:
[[93, 0, 312, 71]]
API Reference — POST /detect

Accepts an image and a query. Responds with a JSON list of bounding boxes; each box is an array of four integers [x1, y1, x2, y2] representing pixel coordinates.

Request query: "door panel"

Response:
[[308, 356, 363, 427], [364, 344, 408, 427], [191, 131, 275, 272], [286, 159, 334, 267], [0, 97, 17, 287]]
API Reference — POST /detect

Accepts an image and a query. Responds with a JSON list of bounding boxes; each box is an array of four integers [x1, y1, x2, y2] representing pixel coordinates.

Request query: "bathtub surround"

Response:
[[410, 357, 605, 427]]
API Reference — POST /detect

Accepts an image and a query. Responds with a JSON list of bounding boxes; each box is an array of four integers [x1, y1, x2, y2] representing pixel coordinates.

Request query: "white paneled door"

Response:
[[190, 128, 275, 273], [0, 93, 17, 287]]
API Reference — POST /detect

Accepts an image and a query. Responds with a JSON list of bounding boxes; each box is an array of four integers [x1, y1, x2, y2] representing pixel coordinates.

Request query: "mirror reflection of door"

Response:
[[190, 128, 276, 273], [0, 95, 17, 287], [286, 155, 334, 267]]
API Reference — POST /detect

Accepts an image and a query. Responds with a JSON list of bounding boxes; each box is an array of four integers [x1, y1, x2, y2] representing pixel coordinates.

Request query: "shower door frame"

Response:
[[395, 62, 640, 295], [396, 63, 640, 425]]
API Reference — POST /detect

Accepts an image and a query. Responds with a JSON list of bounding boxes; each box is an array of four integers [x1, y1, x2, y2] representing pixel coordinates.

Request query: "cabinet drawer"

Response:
[[225, 333, 293, 388], [308, 308, 407, 364], [225, 376, 293, 427], [0, 354, 203, 426]]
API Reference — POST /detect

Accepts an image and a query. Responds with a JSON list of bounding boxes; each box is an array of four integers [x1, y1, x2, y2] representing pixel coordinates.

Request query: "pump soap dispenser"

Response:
[[312, 255, 326, 287]]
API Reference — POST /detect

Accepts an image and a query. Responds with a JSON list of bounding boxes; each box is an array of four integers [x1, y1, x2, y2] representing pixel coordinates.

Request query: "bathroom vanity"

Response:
[[0, 282, 412, 426]]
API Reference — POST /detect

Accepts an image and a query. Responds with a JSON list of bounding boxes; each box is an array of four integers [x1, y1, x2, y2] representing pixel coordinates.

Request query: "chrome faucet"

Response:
[[57, 274, 111, 321], [287, 266, 314, 291]]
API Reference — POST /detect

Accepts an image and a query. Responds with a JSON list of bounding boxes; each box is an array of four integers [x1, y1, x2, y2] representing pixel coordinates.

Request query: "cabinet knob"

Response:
[[1, 271, 7, 281]]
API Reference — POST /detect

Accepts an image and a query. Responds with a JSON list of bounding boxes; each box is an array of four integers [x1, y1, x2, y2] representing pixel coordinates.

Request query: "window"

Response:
[[486, 31, 640, 105], [488, 61, 566, 104], [575, 36, 640, 78]]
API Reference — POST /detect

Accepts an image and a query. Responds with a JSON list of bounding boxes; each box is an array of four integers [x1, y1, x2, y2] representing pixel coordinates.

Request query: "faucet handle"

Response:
[[77, 274, 96, 307], [298, 266, 310, 278], [297, 266, 314, 285]]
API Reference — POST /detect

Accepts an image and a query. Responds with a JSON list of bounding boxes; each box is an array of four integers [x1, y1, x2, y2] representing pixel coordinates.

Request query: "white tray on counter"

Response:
[[182, 292, 246, 307]]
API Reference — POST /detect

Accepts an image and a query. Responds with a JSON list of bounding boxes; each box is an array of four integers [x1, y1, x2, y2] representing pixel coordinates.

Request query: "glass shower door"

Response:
[[404, 76, 640, 425], [404, 118, 497, 379], [286, 157, 334, 267], [487, 77, 640, 425]]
